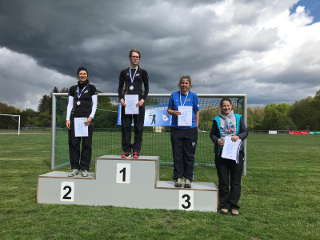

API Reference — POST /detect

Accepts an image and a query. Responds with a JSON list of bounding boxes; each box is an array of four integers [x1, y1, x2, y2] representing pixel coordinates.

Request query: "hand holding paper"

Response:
[[74, 117, 89, 137], [221, 136, 242, 162], [177, 106, 192, 126], [125, 94, 139, 114]]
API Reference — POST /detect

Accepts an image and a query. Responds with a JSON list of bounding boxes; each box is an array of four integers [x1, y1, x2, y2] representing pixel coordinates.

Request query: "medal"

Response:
[[129, 67, 138, 85], [129, 85, 134, 90], [76, 86, 87, 106]]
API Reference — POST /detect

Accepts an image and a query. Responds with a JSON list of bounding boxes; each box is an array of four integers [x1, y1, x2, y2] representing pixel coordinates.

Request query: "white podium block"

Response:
[[37, 155, 218, 212]]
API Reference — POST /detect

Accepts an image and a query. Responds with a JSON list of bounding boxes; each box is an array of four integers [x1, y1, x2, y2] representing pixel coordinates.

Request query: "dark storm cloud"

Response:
[[0, 0, 319, 109], [0, 0, 275, 92]]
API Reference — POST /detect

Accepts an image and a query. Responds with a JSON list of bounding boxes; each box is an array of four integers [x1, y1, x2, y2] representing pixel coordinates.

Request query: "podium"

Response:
[[37, 155, 218, 212]]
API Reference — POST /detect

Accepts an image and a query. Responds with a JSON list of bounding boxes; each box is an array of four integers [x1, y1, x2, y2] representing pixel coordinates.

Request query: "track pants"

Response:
[[121, 106, 145, 153], [68, 118, 93, 171], [215, 152, 244, 210], [171, 127, 198, 181]]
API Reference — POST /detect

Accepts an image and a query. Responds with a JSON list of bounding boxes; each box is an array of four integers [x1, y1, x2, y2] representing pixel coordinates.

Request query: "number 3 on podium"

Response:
[[179, 190, 194, 210], [116, 163, 131, 184]]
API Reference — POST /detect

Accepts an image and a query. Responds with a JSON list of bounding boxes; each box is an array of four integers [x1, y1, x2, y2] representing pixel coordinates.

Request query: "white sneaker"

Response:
[[81, 170, 89, 177], [68, 169, 79, 177], [174, 178, 183, 188], [184, 178, 192, 188]]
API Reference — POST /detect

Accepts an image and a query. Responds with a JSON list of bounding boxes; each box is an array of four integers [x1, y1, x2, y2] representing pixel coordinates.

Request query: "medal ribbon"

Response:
[[179, 91, 189, 106], [129, 67, 138, 84], [77, 86, 87, 99]]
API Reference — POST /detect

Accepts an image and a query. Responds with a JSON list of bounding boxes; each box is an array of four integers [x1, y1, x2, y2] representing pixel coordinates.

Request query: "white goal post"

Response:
[[0, 114, 21, 135]]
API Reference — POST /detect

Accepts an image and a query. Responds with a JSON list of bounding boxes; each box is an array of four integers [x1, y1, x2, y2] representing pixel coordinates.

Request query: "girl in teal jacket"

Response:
[[210, 97, 248, 216]]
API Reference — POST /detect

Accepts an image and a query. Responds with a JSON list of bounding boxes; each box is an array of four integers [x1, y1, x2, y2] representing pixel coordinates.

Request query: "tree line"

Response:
[[0, 88, 319, 130], [247, 90, 320, 130]]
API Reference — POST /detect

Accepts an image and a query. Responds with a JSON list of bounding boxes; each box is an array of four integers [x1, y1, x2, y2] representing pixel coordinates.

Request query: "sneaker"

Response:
[[231, 209, 239, 216], [184, 178, 192, 188], [81, 170, 89, 177], [220, 208, 229, 214], [174, 178, 183, 188], [133, 152, 139, 159], [68, 169, 79, 177], [121, 152, 131, 159]]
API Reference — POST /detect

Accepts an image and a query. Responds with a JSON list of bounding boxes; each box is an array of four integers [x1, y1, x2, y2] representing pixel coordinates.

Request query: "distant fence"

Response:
[[251, 130, 320, 135]]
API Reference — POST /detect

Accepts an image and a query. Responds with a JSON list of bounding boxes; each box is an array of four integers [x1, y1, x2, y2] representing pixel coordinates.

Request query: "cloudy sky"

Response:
[[0, 0, 320, 110]]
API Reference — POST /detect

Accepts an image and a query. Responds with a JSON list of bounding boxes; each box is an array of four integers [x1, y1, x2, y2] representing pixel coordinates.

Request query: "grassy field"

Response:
[[0, 133, 320, 240]]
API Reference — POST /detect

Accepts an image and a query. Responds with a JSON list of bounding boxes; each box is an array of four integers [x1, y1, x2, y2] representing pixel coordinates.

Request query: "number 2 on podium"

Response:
[[60, 182, 74, 202], [116, 163, 131, 184]]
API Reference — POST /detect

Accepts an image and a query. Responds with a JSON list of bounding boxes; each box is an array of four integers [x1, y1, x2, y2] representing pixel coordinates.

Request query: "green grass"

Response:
[[0, 133, 320, 239]]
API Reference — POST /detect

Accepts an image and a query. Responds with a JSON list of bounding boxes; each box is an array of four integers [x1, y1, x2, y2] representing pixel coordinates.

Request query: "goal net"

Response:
[[51, 93, 247, 174], [0, 114, 21, 135]]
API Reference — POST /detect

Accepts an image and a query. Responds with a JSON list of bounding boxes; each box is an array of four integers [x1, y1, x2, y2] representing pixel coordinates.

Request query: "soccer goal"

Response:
[[51, 93, 248, 175], [0, 114, 21, 135]]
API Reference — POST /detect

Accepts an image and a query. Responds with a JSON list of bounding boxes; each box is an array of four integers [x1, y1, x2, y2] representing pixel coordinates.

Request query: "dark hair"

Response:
[[77, 66, 89, 76], [129, 49, 141, 58], [220, 97, 233, 107], [178, 75, 192, 87]]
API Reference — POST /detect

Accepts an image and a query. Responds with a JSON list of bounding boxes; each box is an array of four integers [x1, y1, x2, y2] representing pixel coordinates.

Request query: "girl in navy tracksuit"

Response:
[[167, 76, 199, 188]]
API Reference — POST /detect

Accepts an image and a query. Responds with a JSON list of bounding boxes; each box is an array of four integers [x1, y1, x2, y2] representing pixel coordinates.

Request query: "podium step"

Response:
[[39, 171, 96, 179], [37, 155, 218, 212]]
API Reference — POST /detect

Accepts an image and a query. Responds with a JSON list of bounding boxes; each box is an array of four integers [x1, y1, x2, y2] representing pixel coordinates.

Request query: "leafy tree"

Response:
[[21, 109, 38, 127], [38, 95, 51, 113], [289, 91, 320, 130], [262, 103, 296, 130], [247, 106, 265, 130]]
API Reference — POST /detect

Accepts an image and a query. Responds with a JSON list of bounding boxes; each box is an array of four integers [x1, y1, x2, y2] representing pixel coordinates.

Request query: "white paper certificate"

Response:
[[221, 136, 242, 162], [178, 106, 192, 126], [125, 94, 139, 115], [74, 117, 88, 137]]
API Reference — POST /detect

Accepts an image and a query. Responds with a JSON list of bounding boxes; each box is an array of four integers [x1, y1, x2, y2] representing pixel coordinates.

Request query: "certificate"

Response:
[[221, 136, 242, 162], [125, 94, 139, 115], [178, 106, 192, 126], [74, 118, 88, 137]]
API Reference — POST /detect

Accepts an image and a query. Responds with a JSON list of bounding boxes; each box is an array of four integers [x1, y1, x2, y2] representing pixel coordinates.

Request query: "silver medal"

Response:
[[129, 67, 138, 91], [76, 86, 87, 107]]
